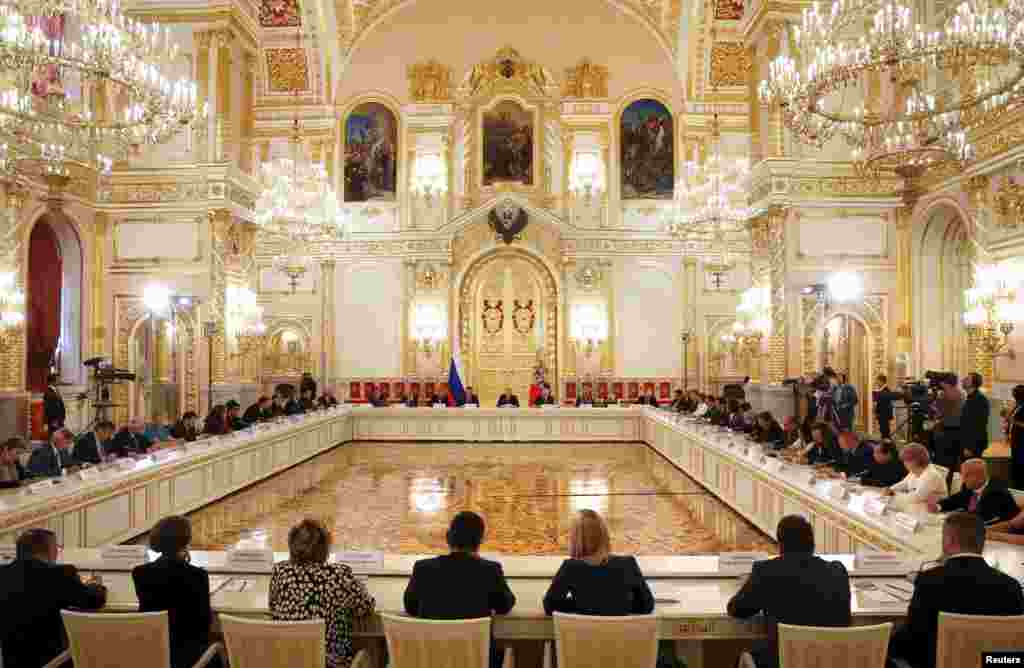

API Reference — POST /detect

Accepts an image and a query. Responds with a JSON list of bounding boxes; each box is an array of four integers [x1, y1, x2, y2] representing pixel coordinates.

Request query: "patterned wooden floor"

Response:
[[187, 442, 776, 554]]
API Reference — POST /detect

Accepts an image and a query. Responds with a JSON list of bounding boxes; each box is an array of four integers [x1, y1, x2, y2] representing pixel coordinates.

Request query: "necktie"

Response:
[[968, 492, 980, 513]]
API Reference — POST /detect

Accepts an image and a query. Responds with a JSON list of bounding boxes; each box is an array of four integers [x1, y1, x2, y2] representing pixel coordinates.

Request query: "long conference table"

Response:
[[2, 406, 1023, 667]]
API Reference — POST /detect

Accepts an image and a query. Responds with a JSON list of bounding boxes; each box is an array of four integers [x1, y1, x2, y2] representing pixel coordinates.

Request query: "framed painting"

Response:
[[620, 99, 674, 200], [482, 100, 534, 186], [345, 102, 398, 202]]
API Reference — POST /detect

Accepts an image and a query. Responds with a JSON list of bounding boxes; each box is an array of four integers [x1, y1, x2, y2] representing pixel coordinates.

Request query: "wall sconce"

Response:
[[412, 302, 447, 357], [0, 269, 24, 349], [734, 284, 769, 356], [411, 153, 448, 205], [964, 261, 1024, 358], [569, 152, 605, 203], [571, 303, 608, 358]]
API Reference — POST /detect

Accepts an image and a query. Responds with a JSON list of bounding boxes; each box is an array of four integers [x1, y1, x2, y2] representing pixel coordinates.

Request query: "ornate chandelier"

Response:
[[760, 0, 1024, 180], [0, 268, 24, 348], [0, 0, 205, 181], [964, 261, 1024, 355], [666, 111, 751, 263]]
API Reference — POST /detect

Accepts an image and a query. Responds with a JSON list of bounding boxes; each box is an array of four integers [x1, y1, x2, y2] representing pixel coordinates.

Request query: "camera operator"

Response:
[[825, 367, 858, 432], [960, 372, 990, 460], [873, 374, 903, 440], [932, 373, 964, 484]]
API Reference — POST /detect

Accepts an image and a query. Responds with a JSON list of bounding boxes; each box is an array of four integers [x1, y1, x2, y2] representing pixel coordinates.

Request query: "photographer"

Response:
[[932, 373, 964, 482], [960, 372, 990, 460], [873, 374, 902, 440], [824, 367, 858, 431]]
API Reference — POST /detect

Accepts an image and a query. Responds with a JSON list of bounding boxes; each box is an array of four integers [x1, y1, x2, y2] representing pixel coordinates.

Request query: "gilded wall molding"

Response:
[[995, 179, 1024, 228], [562, 58, 610, 99], [265, 47, 310, 93], [407, 59, 453, 102]]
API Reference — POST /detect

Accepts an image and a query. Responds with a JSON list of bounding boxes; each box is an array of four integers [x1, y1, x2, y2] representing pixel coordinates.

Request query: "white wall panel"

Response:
[[617, 260, 679, 376], [115, 221, 199, 260], [798, 217, 885, 257], [337, 262, 402, 376]]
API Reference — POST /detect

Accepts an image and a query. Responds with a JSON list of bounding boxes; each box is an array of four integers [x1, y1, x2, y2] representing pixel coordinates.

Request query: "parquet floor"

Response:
[[187, 442, 776, 554]]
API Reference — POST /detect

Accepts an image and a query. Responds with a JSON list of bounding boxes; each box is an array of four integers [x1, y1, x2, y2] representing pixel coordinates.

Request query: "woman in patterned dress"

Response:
[[269, 520, 376, 668]]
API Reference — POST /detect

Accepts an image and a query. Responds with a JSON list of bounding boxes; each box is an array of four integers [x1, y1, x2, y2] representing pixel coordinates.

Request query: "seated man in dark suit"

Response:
[[496, 387, 520, 407], [727, 515, 851, 668], [0, 437, 27, 488], [368, 388, 389, 407], [928, 459, 1021, 523], [888, 512, 1024, 668], [110, 418, 154, 458], [226, 400, 247, 430], [576, 388, 599, 407], [317, 387, 339, 409], [28, 429, 78, 477], [833, 431, 874, 478], [859, 440, 907, 488], [0, 528, 107, 668], [404, 512, 515, 667], [463, 386, 481, 406], [243, 397, 271, 424], [404, 390, 421, 407], [72, 421, 115, 465]]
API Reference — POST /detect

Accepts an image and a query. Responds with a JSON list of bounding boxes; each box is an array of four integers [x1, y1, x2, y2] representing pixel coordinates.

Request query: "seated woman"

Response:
[[203, 405, 229, 436], [270, 520, 376, 668], [132, 516, 214, 668], [543, 509, 654, 616], [754, 412, 785, 448], [0, 437, 27, 488], [532, 384, 557, 407], [172, 412, 200, 442], [726, 400, 745, 431], [801, 423, 840, 464], [881, 444, 948, 511]]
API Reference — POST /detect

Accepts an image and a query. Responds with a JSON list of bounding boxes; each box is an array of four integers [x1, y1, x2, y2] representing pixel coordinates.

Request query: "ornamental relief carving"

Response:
[[266, 48, 309, 93], [562, 58, 609, 99], [407, 59, 454, 102]]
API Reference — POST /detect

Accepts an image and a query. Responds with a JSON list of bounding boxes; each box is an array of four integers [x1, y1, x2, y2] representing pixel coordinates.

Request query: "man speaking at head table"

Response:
[[497, 387, 519, 407]]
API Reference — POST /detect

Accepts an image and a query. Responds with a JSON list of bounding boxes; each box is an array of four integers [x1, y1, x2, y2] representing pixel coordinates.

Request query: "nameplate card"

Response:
[[0, 544, 15, 564], [579, 404, 593, 408], [153, 450, 177, 462], [463, 404, 479, 409], [765, 459, 785, 474], [76, 467, 100, 482], [333, 550, 384, 573], [433, 404, 446, 408], [826, 481, 848, 501], [289, 416, 303, 423], [100, 544, 150, 568], [854, 552, 911, 575], [227, 548, 274, 570], [117, 458, 138, 470], [890, 512, 920, 533], [719, 552, 769, 575], [542, 404, 559, 409], [27, 479, 57, 494], [862, 495, 889, 517]]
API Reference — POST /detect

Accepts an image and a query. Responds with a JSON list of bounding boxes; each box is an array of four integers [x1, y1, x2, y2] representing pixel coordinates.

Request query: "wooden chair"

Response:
[[220, 614, 370, 668], [53, 610, 222, 668], [935, 612, 1024, 668], [380, 613, 513, 668], [543, 612, 658, 668], [777, 622, 892, 668]]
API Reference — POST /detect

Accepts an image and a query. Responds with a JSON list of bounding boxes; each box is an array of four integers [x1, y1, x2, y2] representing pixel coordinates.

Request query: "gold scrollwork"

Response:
[[995, 180, 1024, 227], [709, 42, 749, 88], [562, 58, 609, 99], [266, 48, 309, 93], [407, 59, 453, 102]]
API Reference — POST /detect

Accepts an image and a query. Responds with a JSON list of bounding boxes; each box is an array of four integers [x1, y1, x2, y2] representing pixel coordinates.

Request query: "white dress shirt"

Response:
[[890, 464, 949, 509], [694, 402, 708, 417]]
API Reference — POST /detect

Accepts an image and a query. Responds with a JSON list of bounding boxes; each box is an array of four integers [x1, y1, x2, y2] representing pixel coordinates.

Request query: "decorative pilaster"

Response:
[[320, 260, 336, 381], [746, 43, 762, 165], [766, 206, 788, 384], [562, 261, 577, 377], [91, 212, 108, 358], [208, 208, 232, 384], [894, 205, 914, 378], [240, 52, 257, 175], [682, 257, 698, 385], [213, 30, 235, 164], [764, 23, 786, 159], [194, 31, 212, 161], [402, 260, 416, 375]]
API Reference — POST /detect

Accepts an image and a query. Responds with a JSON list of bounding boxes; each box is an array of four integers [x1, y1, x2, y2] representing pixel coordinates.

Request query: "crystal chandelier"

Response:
[[734, 284, 770, 353], [0, 268, 24, 348], [666, 111, 751, 263], [254, 24, 347, 291], [0, 0, 205, 181], [760, 0, 1024, 180]]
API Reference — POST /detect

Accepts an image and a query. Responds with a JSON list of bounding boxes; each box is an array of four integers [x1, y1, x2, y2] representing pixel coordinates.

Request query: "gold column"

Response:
[[766, 206, 788, 384], [155, 320, 172, 383], [214, 30, 234, 164], [194, 32, 212, 161], [764, 23, 786, 158], [682, 257, 698, 386], [746, 43, 762, 164], [208, 209, 231, 385], [92, 212, 108, 358], [403, 260, 416, 375], [240, 52, 256, 175], [0, 187, 26, 392], [320, 260, 336, 382], [894, 205, 914, 378], [562, 261, 577, 377], [601, 259, 614, 374]]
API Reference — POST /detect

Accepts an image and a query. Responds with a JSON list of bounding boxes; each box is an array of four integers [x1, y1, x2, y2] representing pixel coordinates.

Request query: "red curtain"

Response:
[[27, 221, 62, 392]]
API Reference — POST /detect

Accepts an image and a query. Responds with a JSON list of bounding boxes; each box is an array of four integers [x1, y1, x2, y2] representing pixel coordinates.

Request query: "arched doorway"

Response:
[[915, 201, 972, 376], [456, 248, 559, 407], [127, 314, 180, 423], [822, 314, 871, 431], [26, 211, 83, 391]]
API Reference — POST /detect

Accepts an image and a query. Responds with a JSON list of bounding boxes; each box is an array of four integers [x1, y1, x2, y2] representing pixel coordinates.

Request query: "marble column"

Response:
[[320, 260, 336, 383]]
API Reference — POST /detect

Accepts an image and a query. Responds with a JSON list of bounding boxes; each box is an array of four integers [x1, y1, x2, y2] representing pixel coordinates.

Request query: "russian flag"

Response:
[[447, 340, 467, 406]]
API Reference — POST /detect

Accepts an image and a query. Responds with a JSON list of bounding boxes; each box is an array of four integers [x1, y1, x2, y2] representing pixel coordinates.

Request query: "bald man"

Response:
[[929, 459, 1020, 523]]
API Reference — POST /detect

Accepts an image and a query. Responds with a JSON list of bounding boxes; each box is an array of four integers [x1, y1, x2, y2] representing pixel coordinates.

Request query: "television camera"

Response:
[[83, 356, 136, 428]]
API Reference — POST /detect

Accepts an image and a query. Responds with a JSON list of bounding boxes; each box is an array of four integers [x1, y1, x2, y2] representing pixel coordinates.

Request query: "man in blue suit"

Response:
[[27, 429, 77, 478]]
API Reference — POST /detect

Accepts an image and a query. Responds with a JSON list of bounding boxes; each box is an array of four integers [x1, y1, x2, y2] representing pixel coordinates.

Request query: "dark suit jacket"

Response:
[[874, 387, 901, 422], [284, 399, 305, 415], [833, 443, 874, 478], [27, 445, 76, 477], [960, 390, 991, 455], [0, 558, 106, 668], [403, 553, 515, 619], [43, 386, 65, 429], [133, 557, 213, 668], [890, 555, 1024, 668], [806, 441, 840, 465], [938, 482, 1021, 523], [497, 394, 520, 407], [727, 553, 851, 668], [860, 456, 907, 488], [243, 403, 264, 424], [110, 429, 152, 458], [0, 461, 26, 488], [542, 556, 655, 616], [635, 396, 658, 406], [464, 393, 480, 406], [72, 432, 108, 465], [403, 397, 420, 407]]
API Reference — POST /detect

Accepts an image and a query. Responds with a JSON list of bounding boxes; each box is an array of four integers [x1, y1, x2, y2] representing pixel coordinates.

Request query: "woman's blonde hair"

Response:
[[569, 509, 611, 564]]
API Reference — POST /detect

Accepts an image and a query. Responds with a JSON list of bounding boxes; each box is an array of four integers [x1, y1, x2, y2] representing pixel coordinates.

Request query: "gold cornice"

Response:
[[741, 0, 812, 43], [130, 8, 259, 52]]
